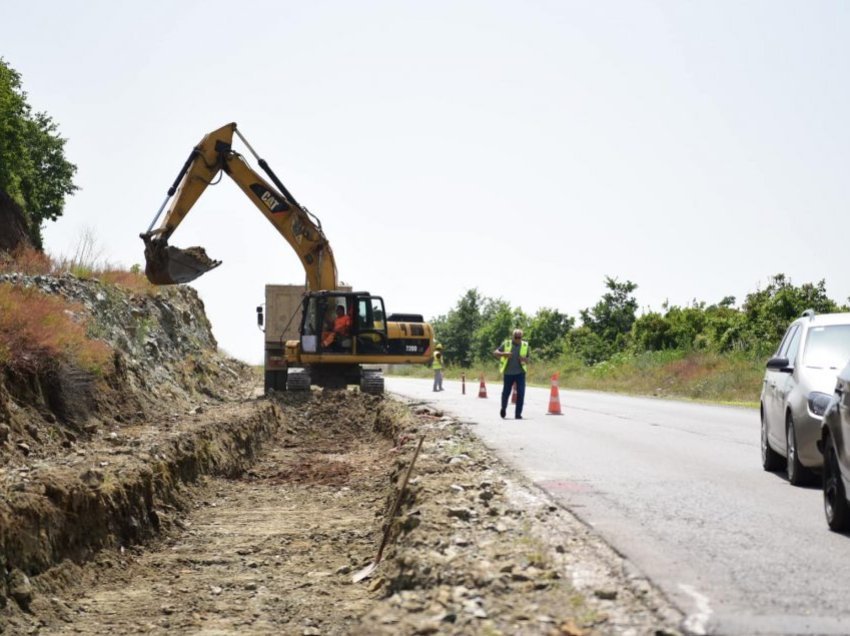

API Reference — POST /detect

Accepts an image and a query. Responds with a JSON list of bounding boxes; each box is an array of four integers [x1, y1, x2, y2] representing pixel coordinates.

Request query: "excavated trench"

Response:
[[1, 389, 411, 634], [2, 387, 687, 636]]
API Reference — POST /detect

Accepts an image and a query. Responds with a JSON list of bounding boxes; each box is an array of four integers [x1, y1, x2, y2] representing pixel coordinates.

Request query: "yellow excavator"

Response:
[[141, 122, 434, 394]]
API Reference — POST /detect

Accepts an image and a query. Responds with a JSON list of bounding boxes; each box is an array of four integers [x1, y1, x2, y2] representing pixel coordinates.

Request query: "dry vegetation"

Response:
[[0, 242, 154, 375], [0, 283, 112, 373]]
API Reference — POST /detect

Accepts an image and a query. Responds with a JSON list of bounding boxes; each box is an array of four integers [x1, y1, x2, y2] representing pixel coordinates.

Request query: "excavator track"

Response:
[[286, 369, 312, 392], [359, 370, 384, 395]]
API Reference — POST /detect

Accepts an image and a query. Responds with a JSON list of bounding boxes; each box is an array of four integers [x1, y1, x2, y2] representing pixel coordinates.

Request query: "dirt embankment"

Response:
[[0, 271, 683, 635]]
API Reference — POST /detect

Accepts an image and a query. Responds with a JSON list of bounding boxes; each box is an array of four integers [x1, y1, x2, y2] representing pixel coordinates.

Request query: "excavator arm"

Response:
[[141, 122, 339, 291]]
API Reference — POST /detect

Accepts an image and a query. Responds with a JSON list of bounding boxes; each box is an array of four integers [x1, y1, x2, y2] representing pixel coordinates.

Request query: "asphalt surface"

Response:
[[386, 376, 850, 636]]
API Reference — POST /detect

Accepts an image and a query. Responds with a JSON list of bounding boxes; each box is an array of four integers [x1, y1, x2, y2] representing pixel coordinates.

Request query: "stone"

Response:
[[447, 507, 473, 521], [8, 569, 34, 609]]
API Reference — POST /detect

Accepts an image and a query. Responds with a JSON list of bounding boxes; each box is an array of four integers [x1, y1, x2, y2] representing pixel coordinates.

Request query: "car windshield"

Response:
[[803, 324, 850, 370]]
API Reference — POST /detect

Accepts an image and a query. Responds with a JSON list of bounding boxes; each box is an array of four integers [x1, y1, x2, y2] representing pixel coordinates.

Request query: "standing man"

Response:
[[432, 343, 444, 392], [493, 329, 529, 419]]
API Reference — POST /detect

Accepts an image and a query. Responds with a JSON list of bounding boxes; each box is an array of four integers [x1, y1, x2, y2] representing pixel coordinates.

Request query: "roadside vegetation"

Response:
[[409, 275, 850, 406], [0, 242, 152, 376], [0, 280, 113, 374]]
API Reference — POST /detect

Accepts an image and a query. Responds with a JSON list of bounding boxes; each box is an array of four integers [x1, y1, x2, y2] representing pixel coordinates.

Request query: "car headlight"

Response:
[[808, 391, 833, 417]]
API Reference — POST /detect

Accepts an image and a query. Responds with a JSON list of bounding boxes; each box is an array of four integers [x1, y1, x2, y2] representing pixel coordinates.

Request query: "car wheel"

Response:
[[761, 409, 784, 471], [786, 415, 813, 486], [824, 439, 850, 532]]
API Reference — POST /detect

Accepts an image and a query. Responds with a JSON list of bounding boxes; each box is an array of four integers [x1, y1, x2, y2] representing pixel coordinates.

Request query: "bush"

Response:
[[0, 283, 112, 374]]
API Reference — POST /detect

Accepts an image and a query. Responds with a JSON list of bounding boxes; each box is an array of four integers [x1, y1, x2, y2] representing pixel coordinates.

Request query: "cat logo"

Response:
[[261, 191, 281, 210], [249, 183, 289, 213]]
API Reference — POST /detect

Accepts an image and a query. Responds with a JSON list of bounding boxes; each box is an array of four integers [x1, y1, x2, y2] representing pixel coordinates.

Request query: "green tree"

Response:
[[0, 58, 78, 248], [700, 302, 747, 352], [565, 325, 611, 365], [432, 288, 484, 367], [631, 311, 675, 351], [579, 276, 638, 355], [471, 297, 516, 363], [742, 274, 841, 351], [528, 307, 574, 359]]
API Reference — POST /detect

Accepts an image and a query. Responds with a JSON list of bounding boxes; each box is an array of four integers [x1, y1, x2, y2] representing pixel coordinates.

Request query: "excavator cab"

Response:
[[299, 292, 388, 356]]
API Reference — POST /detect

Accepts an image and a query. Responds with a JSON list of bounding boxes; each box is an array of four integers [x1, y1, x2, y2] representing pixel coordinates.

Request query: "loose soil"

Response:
[[2, 382, 683, 635]]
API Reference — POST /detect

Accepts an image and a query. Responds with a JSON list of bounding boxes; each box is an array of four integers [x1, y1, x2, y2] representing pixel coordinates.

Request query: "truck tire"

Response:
[[264, 370, 287, 394]]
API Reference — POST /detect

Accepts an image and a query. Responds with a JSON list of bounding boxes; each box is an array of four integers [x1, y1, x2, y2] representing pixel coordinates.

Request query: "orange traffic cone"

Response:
[[478, 374, 488, 398], [511, 382, 517, 404], [547, 372, 562, 415]]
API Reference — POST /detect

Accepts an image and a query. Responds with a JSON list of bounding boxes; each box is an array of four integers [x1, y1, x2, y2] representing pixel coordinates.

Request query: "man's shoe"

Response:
[[500, 408, 506, 419], [515, 415, 523, 420]]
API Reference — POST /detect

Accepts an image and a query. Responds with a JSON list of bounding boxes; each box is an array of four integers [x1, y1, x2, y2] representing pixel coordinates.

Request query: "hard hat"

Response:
[[435, 343, 443, 350]]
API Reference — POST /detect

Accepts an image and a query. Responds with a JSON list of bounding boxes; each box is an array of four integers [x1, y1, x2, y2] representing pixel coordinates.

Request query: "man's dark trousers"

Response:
[[501, 373, 526, 418]]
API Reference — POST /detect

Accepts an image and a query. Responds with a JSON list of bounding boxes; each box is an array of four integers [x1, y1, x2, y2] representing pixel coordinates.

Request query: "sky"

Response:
[[4, 1, 849, 363]]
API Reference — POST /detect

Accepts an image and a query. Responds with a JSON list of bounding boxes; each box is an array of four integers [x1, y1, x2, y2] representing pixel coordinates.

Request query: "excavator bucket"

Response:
[[141, 235, 221, 285]]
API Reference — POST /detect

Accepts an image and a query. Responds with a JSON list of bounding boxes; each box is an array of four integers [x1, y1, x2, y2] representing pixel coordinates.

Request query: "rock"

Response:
[[8, 568, 34, 609], [447, 507, 473, 521], [594, 588, 618, 600], [80, 468, 105, 488]]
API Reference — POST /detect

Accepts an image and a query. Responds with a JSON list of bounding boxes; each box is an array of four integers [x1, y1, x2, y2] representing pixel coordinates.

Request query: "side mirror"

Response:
[[256, 306, 264, 330], [766, 356, 791, 372]]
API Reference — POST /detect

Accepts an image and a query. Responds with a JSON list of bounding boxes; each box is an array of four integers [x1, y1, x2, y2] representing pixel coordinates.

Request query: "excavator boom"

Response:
[[141, 123, 338, 290]]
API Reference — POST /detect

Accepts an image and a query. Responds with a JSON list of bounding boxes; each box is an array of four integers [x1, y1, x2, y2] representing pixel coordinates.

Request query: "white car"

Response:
[[760, 311, 850, 485]]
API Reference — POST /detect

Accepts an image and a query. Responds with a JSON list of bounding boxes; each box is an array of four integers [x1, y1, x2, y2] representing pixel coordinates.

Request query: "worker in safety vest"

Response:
[[493, 328, 529, 419], [432, 343, 444, 392]]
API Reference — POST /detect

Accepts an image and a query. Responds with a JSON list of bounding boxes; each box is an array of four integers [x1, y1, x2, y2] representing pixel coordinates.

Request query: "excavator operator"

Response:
[[322, 304, 352, 350]]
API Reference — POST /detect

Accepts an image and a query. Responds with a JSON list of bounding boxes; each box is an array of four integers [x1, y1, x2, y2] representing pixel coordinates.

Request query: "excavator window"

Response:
[[355, 296, 388, 354], [310, 296, 352, 353]]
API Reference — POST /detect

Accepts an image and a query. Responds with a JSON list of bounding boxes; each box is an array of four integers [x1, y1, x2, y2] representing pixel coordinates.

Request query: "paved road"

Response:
[[386, 376, 850, 636]]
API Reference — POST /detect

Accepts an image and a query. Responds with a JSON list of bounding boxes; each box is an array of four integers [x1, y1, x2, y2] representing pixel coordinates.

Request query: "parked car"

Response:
[[760, 311, 850, 485], [820, 360, 850, 531]]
